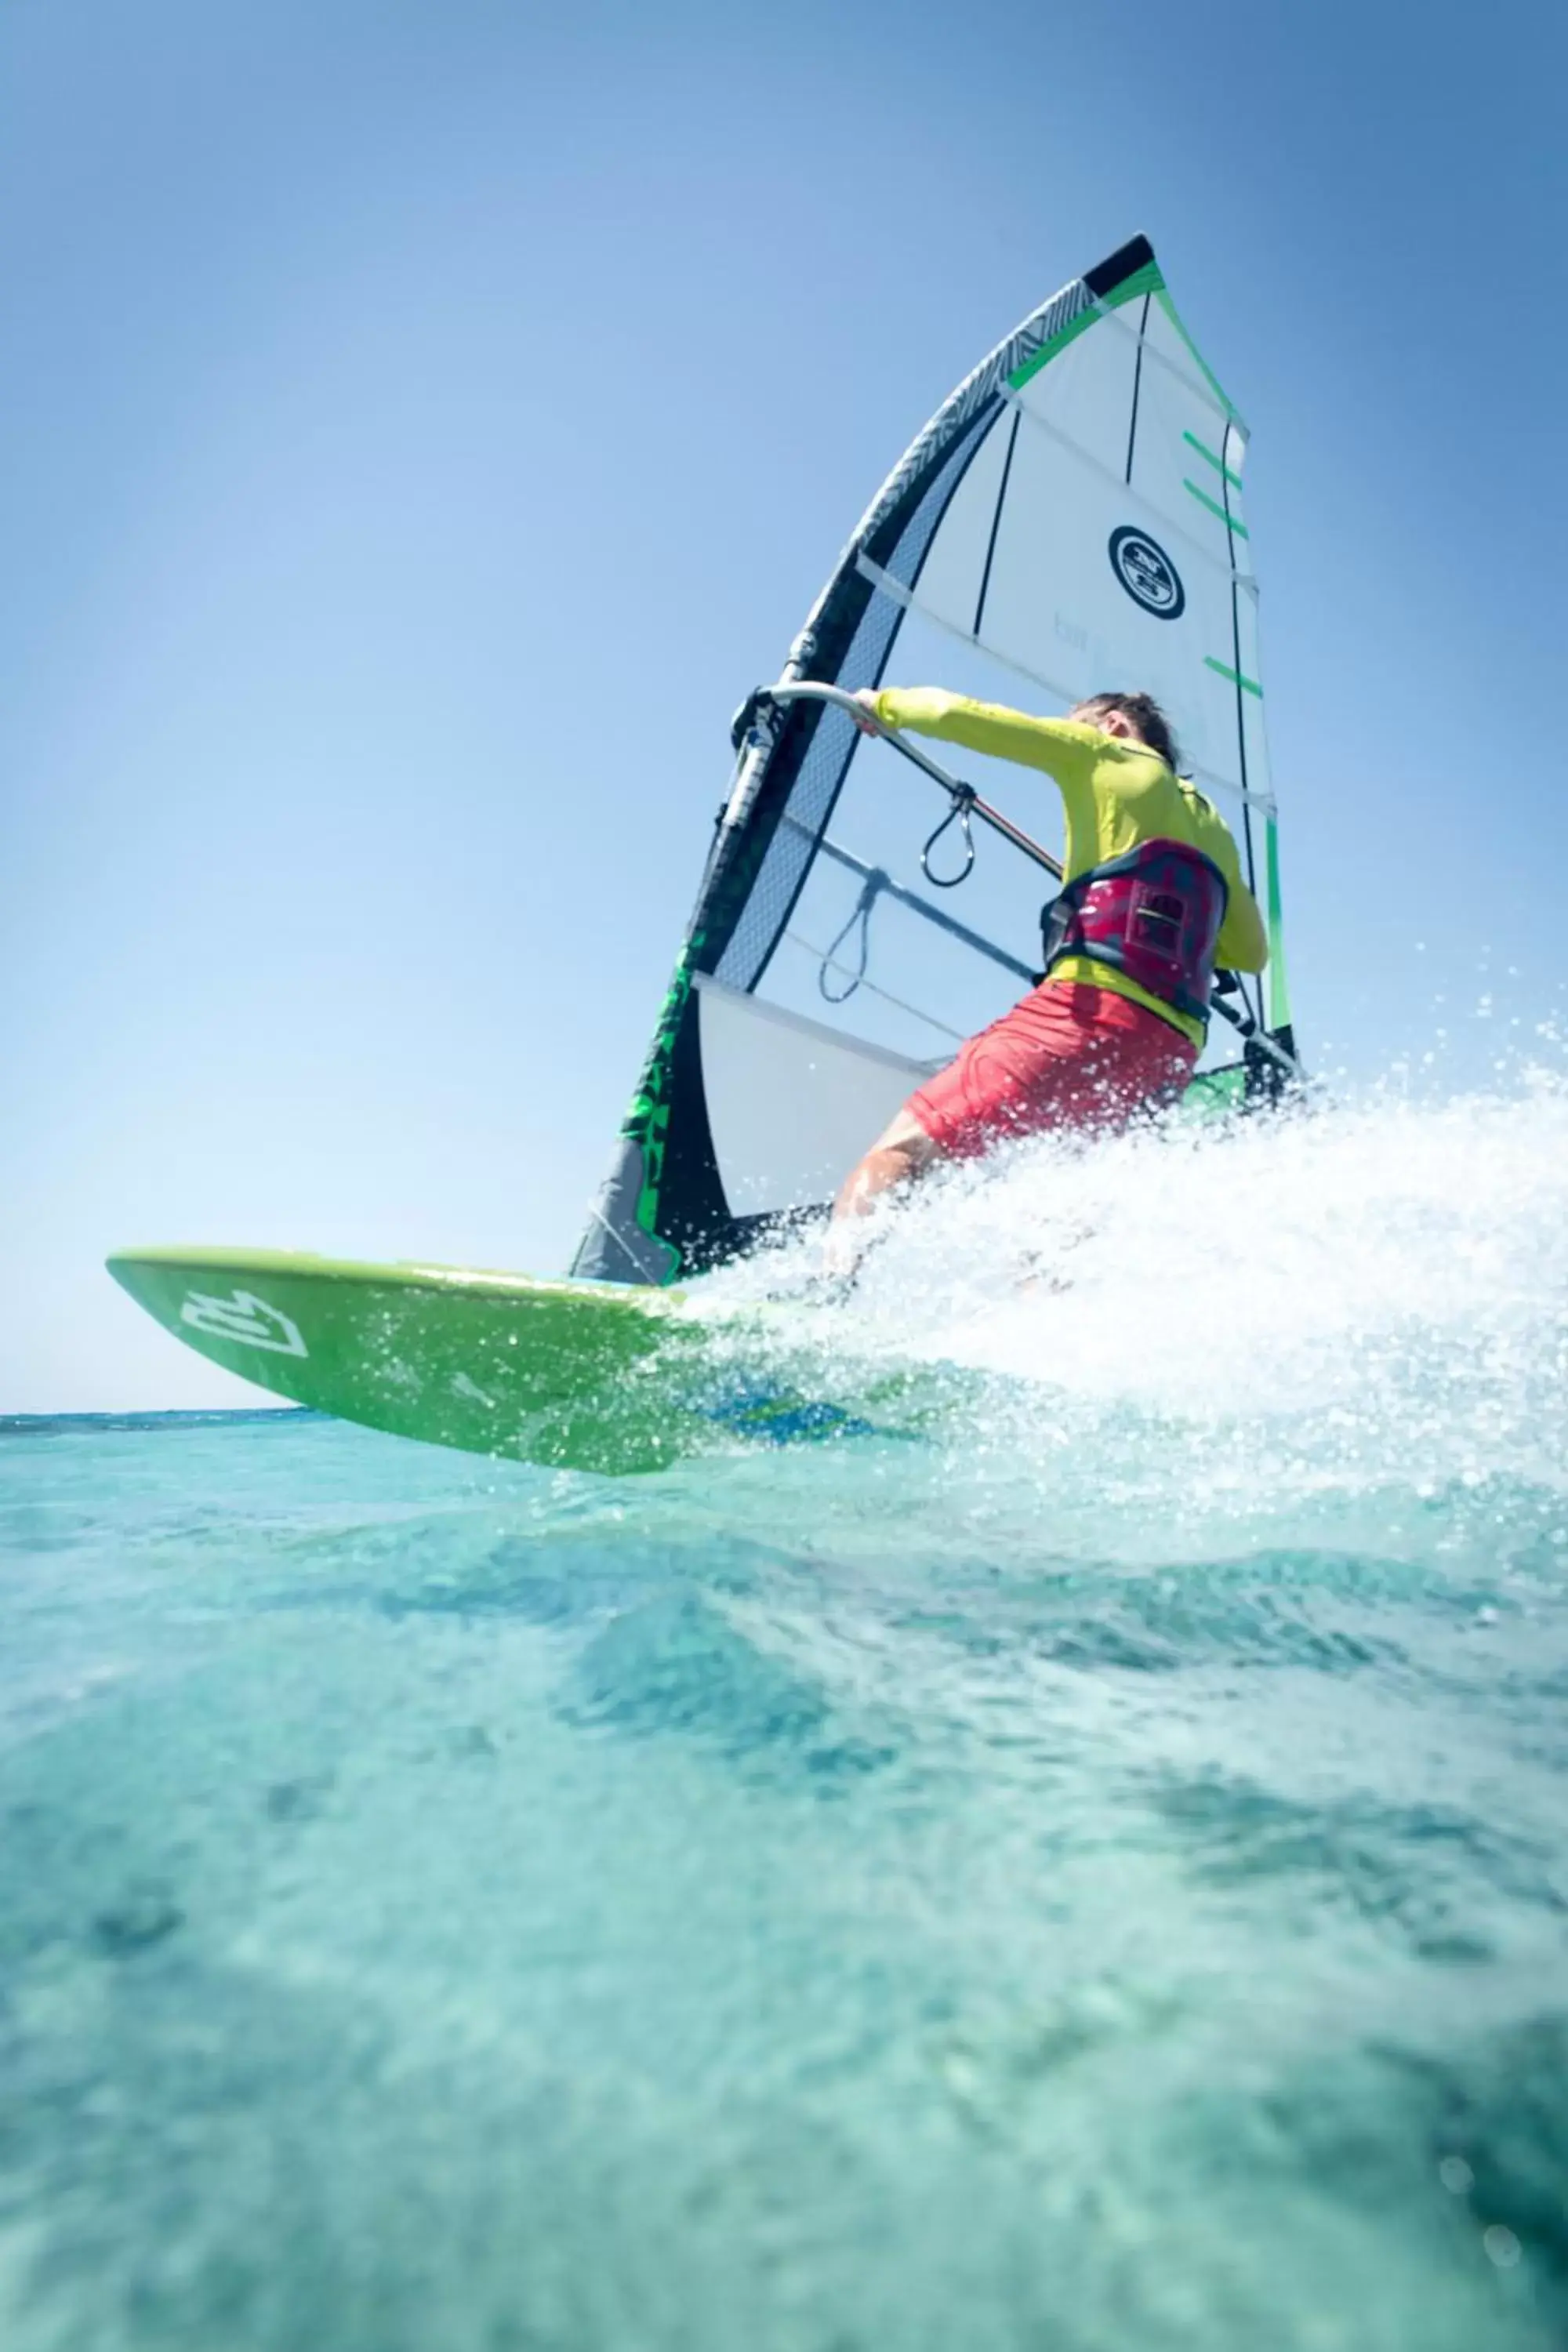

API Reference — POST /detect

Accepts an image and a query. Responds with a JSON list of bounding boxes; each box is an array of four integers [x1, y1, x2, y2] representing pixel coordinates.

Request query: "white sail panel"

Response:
[[695, 978, 935, 1214], [887, 280, 1269, 812]]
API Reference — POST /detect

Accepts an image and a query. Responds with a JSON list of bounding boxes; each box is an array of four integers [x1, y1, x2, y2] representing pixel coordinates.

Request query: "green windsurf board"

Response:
[[105, 1247, 885, 1475]]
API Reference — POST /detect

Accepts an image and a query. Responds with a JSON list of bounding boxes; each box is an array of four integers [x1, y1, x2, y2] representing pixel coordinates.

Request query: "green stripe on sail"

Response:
[[1182, 430, 1242, 488], [1204, 655, 1263, 697], [1154, 288, 1243, 423], [1185, 478, 1249, 535], [1008, 259, 1164, 391], [622, 943, 697, 1283], [1265, 817, 1292, 1032]]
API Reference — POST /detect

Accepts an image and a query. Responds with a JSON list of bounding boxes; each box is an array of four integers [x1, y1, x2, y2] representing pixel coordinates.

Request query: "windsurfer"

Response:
[[827, 686, 1268, 1253]]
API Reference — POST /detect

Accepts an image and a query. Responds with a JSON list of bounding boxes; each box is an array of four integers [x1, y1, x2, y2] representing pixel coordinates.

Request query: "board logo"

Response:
[[1108, 526, 1185, 620], [180, 1288, 308, 1359]]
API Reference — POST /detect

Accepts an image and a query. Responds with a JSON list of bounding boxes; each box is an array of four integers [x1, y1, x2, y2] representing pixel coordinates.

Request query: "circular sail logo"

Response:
[[1108, 526, 1185, 621]]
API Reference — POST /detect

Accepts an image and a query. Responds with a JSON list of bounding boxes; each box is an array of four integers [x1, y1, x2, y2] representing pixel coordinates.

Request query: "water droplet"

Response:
[[1483, 2224, 1521, 2269], [1438, 2156, 1473, 2195]]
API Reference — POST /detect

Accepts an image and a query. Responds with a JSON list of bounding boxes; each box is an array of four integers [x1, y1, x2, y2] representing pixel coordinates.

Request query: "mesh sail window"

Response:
[[573, 237, 1297, 1285]]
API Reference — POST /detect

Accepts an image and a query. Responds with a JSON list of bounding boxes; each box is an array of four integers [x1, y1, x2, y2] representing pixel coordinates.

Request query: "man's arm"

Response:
[[871, 688, 1104, 789], [1215, 866, 1269, 974]]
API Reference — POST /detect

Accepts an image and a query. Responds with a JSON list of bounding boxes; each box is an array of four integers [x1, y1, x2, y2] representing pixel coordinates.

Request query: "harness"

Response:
[[1040, 837, 1229, 1026]]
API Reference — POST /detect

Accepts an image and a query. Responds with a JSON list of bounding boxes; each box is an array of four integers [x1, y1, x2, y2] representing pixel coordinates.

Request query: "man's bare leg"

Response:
[[824, 1107, 946, 1274]]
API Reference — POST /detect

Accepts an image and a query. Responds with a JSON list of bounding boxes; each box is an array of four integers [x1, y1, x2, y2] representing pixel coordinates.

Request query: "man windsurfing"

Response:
[[829, 685, 1268, 1249]]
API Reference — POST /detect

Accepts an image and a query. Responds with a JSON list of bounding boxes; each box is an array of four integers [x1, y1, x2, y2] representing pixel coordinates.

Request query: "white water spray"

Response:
[[695, 1070, 1568, 1509]]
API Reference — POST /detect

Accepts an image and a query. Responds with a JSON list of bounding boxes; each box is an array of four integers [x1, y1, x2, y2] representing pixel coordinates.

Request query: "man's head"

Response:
[[1069, 691, 1181, 771]]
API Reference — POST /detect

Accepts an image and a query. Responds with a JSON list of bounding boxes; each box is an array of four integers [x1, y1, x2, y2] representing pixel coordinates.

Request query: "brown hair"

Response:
[[1071, 691, 1181, 771]]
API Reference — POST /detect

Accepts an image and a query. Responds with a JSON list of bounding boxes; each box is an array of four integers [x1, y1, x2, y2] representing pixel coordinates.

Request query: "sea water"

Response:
[[2, 1078, 1566, 2351]]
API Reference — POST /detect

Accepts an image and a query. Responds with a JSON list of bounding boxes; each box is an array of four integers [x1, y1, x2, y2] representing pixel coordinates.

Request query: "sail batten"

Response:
[[851, 555, 1276, 817], [1083, 293, 1250, 436], [997, 388, 1259, 586]]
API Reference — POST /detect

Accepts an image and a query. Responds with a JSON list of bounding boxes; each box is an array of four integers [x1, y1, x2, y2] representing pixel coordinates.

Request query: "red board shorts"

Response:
[[906, 981, 1199, 1160]]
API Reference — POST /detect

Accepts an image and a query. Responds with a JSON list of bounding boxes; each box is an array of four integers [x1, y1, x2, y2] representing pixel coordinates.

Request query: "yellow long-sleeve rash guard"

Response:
[[872, 688, 1269, 1051]]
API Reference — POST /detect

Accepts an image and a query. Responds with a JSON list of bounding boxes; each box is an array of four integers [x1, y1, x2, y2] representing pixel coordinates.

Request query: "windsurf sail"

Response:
[[573, 234, 1298, 1284]]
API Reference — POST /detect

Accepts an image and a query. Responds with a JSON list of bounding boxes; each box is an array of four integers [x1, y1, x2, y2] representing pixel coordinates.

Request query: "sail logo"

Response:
[[1108, 527, 1185, 621], [180, 1287, 308, 1359]]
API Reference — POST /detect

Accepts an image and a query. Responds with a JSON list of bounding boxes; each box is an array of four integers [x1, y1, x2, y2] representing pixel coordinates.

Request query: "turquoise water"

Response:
[[3, 1087, 1568, 2350]]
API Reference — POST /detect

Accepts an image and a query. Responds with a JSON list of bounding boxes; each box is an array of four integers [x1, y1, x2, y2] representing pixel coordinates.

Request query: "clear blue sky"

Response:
[[4, 0, 1564, 1409]]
